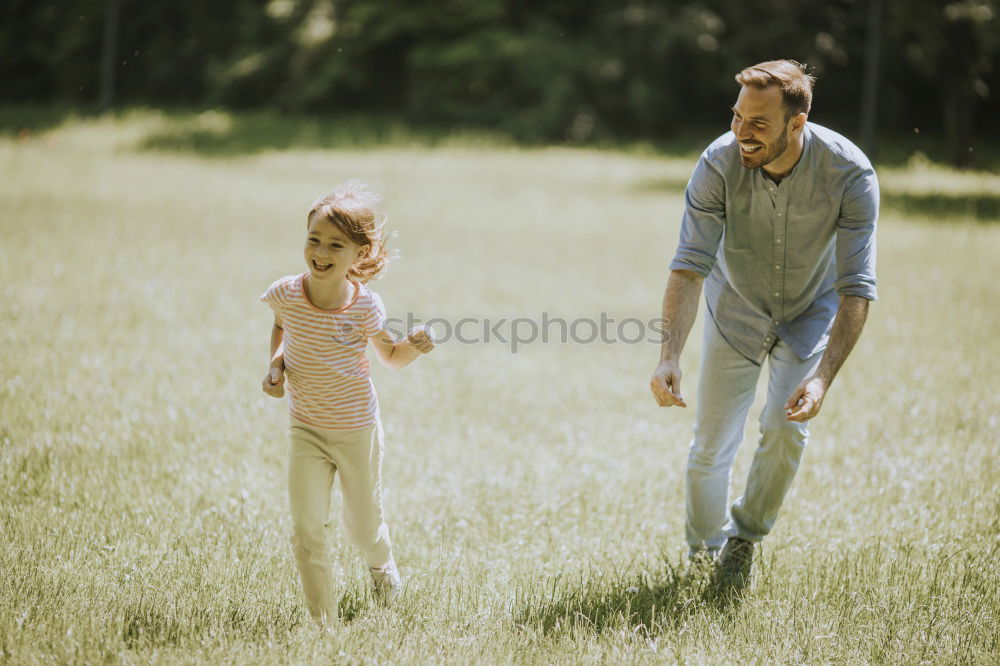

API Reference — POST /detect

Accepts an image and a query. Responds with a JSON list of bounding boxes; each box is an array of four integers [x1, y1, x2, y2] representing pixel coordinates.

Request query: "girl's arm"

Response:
[[269, 314, 285, 370], [262, 314, 285, 397], [369, 325, 435, 370]]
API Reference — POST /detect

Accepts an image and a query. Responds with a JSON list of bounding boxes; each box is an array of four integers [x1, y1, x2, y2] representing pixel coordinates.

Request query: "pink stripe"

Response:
[[263, 274, 382, 426]]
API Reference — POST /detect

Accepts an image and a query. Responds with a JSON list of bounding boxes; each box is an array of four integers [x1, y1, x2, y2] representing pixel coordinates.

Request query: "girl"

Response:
[[260, 180, 433, 624]]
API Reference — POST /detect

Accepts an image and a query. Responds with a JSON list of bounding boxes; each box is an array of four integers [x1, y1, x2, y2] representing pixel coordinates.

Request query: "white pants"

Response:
[[686, 316, 823, 553], [288, 418, 392, 621]]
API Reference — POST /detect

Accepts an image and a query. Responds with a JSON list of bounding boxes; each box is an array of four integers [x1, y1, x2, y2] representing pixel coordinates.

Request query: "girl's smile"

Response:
[[303, 215, 370, 310], [304, 216, 367, 284], [311, 260, 333, 273]]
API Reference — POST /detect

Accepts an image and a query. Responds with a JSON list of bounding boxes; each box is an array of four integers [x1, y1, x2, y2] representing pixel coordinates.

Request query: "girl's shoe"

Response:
[[370, 558, 401, 604]]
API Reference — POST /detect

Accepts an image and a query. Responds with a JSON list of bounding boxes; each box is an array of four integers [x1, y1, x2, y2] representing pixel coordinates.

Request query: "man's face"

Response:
[[730, 85, 793, 169]]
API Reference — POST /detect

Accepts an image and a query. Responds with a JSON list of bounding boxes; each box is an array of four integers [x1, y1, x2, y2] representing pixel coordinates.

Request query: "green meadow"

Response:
[[1, 110, 997, 664]]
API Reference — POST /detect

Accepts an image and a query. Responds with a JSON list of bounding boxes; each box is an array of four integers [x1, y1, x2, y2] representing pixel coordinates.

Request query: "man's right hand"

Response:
[[650, 360, 687, 408], [262, 366, 285, 398]]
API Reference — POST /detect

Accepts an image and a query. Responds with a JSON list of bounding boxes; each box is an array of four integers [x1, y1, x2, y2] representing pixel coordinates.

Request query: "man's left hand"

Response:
[[785, 375, 828, 422]]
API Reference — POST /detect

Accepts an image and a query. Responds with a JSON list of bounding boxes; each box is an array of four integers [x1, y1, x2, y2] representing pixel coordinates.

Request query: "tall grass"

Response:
[[1, 109, 997, 663]]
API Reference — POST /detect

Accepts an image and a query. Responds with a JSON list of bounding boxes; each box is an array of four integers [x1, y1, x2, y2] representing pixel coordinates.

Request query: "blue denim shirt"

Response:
[[669, 123, 878, 364]]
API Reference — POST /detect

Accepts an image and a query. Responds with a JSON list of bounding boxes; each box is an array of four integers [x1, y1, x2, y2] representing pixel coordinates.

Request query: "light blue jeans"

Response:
[[686, 315, 823, 553]]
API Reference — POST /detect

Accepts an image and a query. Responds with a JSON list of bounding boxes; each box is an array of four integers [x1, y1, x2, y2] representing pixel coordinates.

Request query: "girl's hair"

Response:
[[307, 179, 391, 283]]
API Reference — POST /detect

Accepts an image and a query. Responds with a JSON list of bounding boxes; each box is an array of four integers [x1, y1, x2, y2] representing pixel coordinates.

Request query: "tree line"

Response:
[[3, 0, 997, 165]]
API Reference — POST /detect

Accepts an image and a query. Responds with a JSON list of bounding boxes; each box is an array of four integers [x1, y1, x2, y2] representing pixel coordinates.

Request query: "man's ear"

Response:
[[791, 112, 807, 132], [357, 244, 371, 260]]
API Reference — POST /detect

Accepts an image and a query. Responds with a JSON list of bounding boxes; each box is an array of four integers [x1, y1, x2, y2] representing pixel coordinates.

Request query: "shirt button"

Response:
[[777, 212, 783, 216], [775, 264, 780, 269], [776, 238, 783, 244], [773, 320, 779, 325], [774, 292, 779, 297]]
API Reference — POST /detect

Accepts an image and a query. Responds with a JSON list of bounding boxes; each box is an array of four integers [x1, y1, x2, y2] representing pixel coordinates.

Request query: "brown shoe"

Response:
[[717, 537, 754, 588]]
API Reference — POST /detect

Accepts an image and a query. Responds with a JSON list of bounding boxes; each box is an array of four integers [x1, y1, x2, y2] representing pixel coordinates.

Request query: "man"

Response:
[[649, 60, 878, 584]]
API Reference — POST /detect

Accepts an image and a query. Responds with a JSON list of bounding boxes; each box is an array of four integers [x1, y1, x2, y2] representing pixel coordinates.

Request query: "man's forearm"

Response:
[[816, 295, 869, 386], [660, 270, 704, 362]]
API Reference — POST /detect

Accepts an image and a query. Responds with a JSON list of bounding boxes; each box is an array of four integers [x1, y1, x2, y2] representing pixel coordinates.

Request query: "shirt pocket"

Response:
[[785, 182, 836, 263], [785, 209, 836, 271], [724, 197, 752, 250]]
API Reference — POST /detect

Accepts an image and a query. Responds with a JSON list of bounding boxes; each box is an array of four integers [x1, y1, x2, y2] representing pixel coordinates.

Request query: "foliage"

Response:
[[2, 0, 999, 156]]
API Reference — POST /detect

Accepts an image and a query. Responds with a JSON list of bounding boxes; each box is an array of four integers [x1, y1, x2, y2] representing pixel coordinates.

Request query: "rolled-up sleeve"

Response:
[[833, 167, 878, 300], [669, 153, 726, 277]]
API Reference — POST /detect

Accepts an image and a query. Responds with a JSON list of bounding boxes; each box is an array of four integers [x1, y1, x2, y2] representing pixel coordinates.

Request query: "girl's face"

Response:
[[304, 215, 369, 284]]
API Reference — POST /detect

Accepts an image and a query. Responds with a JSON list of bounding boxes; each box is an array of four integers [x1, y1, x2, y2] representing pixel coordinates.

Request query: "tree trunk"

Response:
[[859, 0, 883, 160], [99, 0, 123, 114], [944, 88, 974, 168]]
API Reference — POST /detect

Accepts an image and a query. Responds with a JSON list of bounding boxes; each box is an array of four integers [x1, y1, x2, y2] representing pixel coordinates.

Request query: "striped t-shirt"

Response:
[[261, 273, 387, 429]]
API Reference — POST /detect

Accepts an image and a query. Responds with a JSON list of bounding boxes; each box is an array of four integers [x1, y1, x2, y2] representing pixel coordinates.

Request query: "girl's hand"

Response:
[[406, 326, 436, 354], [262, 366, 285, 398]]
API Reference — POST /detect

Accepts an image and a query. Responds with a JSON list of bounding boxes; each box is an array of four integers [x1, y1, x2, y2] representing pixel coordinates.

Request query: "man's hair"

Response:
[[735, 60, 815, 119]]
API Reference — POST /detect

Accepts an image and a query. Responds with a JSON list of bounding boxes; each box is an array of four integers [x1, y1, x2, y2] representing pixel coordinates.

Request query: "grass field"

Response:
[[1, 110, 998, 664]]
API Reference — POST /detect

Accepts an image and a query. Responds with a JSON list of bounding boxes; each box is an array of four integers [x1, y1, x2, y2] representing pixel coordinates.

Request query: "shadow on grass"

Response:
[[633, 177, 1000, 223], [881, 191, 1000, 223], [337, 586, 370, 623], [514, 557, 748, 636], [629, 177, 690, 195], [871, 135, 1000, 171], [0, 105, 77, 138], [137, 110, 501, 156], [136, 109, 725, 159], [120, 596, 303, 648], [119, 583, 379, 647]]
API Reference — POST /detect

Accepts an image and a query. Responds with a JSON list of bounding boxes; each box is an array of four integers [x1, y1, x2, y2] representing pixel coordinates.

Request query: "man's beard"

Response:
[[740, 128, 789, 169]]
